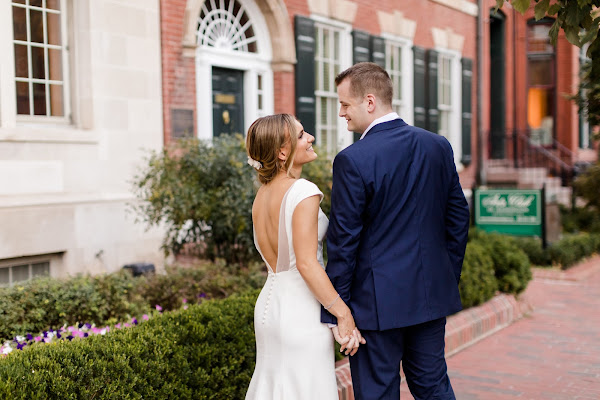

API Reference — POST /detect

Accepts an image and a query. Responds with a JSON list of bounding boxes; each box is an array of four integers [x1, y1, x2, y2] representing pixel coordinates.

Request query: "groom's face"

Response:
[[337, 79, 371, 134]]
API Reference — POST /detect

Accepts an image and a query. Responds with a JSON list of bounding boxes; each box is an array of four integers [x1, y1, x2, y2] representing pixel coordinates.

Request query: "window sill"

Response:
[[0, 124, 99, 145]]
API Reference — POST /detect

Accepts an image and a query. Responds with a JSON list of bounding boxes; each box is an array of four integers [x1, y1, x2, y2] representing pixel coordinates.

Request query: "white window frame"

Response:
[[436, 48, 462, 168], [311, 15, 352, 154], [0, 255, 51, 287], [11, 0, 71, 124], [382, 34, 414, 125], [195, 0, 273, 140]]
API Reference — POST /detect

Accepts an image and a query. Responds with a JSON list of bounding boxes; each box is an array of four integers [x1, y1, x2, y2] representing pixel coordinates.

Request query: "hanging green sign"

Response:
[[474, 188, 544, 237]]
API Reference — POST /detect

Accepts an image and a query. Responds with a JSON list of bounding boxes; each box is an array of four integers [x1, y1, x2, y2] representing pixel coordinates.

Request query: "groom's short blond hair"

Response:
[[335, 62, 393, 107]]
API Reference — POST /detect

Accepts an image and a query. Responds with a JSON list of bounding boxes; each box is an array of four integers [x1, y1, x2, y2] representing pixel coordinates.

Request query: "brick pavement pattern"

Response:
[[401, 258, 600, 400]]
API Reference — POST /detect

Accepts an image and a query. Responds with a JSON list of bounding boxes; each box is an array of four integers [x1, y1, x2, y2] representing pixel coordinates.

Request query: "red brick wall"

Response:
[[160, 0, 197, 143], [273, 70, 295, 114]]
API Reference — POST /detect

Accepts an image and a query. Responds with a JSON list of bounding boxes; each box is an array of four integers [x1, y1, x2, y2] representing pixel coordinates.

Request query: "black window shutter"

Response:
[[413, 46, 427, 129], [461, 58, 473, 165], [352, 30, 371, 64], [370, 36, 386, 68], [426, 49, 439, 134], [294, 16, 316, 137]]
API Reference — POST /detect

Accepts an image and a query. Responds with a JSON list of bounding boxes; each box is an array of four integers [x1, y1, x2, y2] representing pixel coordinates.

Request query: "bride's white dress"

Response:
[[246, 179, 338, 400]]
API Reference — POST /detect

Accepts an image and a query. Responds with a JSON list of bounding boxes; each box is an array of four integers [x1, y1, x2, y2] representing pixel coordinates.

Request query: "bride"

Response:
[[245, 114, 365, 399]]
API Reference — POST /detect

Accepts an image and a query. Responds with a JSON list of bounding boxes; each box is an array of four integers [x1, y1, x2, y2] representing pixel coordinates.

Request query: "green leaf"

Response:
[[511, 0, 531, 14], [495, 0, 506, 10], [565, 25, 582, 47], [535, 0, 550, 20], [549, 19, 561, 46], [547, 3, 562, 15]]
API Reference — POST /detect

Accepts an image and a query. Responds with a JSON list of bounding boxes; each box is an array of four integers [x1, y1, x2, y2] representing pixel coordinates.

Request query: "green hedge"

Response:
[[0, 290, 260, 400], [0, 262, 265, 341], [548, 233, 600, 269], [459, 242, 498, 308], [467, 230, 532, 295]]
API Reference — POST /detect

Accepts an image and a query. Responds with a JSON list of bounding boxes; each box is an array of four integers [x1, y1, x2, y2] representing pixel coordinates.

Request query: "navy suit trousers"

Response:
[[349, 317, 455, 400]]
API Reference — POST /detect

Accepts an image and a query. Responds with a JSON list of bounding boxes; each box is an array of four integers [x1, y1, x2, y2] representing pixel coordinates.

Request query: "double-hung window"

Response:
[[314, 22, 343, 155], [385, 37, 413, 124], [438, 53, 453, 139], [12, 0, 69, 120]]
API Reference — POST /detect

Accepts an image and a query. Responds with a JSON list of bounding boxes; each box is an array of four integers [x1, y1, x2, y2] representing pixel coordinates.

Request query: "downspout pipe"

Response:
[[476, 0, 486, 185]]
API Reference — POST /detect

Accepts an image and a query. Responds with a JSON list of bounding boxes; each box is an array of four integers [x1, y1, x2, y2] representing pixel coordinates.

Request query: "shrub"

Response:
[[0, 291, 260, 399], [132, 135, 258, 265], [560, 204, 600, 234], [548, 233, 600, 269], [0, 262, 266, 341], [0, 272, 147, 341], [459, 242, 498, 308], [472, 233, 532, 294], [513, 237, 551, 266]]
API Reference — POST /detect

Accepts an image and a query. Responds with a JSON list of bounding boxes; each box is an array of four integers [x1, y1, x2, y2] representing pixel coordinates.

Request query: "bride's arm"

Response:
[[293, 196, 364, 355]]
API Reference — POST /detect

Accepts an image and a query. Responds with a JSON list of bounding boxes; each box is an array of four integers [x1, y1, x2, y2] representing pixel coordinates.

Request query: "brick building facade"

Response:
[[160, 0, 594, 191]]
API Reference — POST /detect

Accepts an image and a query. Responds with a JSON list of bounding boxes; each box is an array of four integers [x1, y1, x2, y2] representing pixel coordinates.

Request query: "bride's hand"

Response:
[[332, 327, 366, 356]]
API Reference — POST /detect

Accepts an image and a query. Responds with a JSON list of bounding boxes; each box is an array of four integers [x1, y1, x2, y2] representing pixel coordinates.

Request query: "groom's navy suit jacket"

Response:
[[321, 119, 470, 330]]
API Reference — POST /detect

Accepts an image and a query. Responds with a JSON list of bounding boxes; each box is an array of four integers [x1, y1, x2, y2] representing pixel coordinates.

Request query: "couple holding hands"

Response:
[[245, 62, 470, 400]]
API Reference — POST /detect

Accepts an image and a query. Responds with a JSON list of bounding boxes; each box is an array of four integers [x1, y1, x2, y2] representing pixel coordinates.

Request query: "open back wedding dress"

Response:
[[245, 179, 338, 400]]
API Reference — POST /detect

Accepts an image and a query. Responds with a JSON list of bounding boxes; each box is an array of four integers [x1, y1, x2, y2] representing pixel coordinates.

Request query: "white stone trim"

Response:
[[377, 10, 416, 41], [430, 0, 478, 17], [307, 0, 358, 24], [432, 27, 465, 53]]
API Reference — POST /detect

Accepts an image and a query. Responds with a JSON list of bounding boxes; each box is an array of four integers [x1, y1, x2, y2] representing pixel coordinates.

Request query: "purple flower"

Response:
[[84, 323, 92, 329], [42, 331, 48, 338], [142, 314, 149, 321], [26, 334, 33, 341], [198, 293, 207, 298], [16, 342, 26, 350], [182, 298, 188, 304], [124, 323, 131, 328], [66, 335, 74, 341], [155, 305, 163, 312], [34, 336, 42, 342], [83, 333, 89, 338], [78, 323, 84, 329], [56, 332, 62, 339], [115, 323, 122, 329], [132, 318, 138, 325]]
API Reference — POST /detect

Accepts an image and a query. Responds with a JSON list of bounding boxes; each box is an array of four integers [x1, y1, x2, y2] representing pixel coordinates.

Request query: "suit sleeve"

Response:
[[444, 143, 470, 284], [321, 152, 366, 324]]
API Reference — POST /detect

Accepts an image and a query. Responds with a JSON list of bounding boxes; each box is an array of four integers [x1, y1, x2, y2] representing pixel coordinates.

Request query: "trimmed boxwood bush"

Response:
[[467, 230, 532, 294], [0, 261, 266, 341], [459, 242, 498, 308], [513, 237, 551, 266], [548, 233, 600, 269], [0, 290, 260, 400]]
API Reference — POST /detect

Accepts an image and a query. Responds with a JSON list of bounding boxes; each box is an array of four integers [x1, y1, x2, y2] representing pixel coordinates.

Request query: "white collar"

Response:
[[359, 112, 400, 140]]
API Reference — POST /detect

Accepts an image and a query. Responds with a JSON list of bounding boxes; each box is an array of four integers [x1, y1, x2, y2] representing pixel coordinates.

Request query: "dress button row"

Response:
[[262, 276, 277, 324]]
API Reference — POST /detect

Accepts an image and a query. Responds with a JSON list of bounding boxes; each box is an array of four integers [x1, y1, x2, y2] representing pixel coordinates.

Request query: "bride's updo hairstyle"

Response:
[[246, 114, 298, 184]]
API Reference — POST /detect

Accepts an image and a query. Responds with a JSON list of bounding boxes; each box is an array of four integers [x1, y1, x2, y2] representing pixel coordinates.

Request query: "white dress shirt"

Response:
[[359, 112, 400, 140]]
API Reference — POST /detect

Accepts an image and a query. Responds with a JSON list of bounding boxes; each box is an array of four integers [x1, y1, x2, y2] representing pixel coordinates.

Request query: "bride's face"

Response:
[[291, 120, 317, 166]]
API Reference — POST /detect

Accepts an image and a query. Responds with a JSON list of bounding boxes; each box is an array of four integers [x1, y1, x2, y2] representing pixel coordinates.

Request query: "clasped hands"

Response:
[[331, 316, 366, 356]]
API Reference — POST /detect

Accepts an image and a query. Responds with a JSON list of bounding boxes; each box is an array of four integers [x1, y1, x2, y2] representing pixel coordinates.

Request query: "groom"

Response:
[[321, 62, 470, 399]]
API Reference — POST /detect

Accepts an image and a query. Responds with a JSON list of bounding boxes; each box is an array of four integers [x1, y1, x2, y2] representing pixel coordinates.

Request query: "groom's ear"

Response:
[[365, 94, 376, 112]]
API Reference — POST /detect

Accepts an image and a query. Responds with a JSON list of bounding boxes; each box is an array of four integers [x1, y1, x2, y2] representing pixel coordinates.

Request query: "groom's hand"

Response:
[[332, 327, 366, 356]]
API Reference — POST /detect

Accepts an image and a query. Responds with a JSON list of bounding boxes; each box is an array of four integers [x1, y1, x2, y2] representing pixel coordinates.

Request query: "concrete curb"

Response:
[[334, 293, 533, 400]]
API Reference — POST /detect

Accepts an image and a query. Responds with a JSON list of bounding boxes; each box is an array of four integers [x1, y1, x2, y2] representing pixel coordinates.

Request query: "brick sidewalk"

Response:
[[400, 256, 600, 399]]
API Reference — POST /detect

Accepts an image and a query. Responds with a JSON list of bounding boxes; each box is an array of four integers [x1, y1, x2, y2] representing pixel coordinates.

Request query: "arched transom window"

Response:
[[197, 0, 257, 53]]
